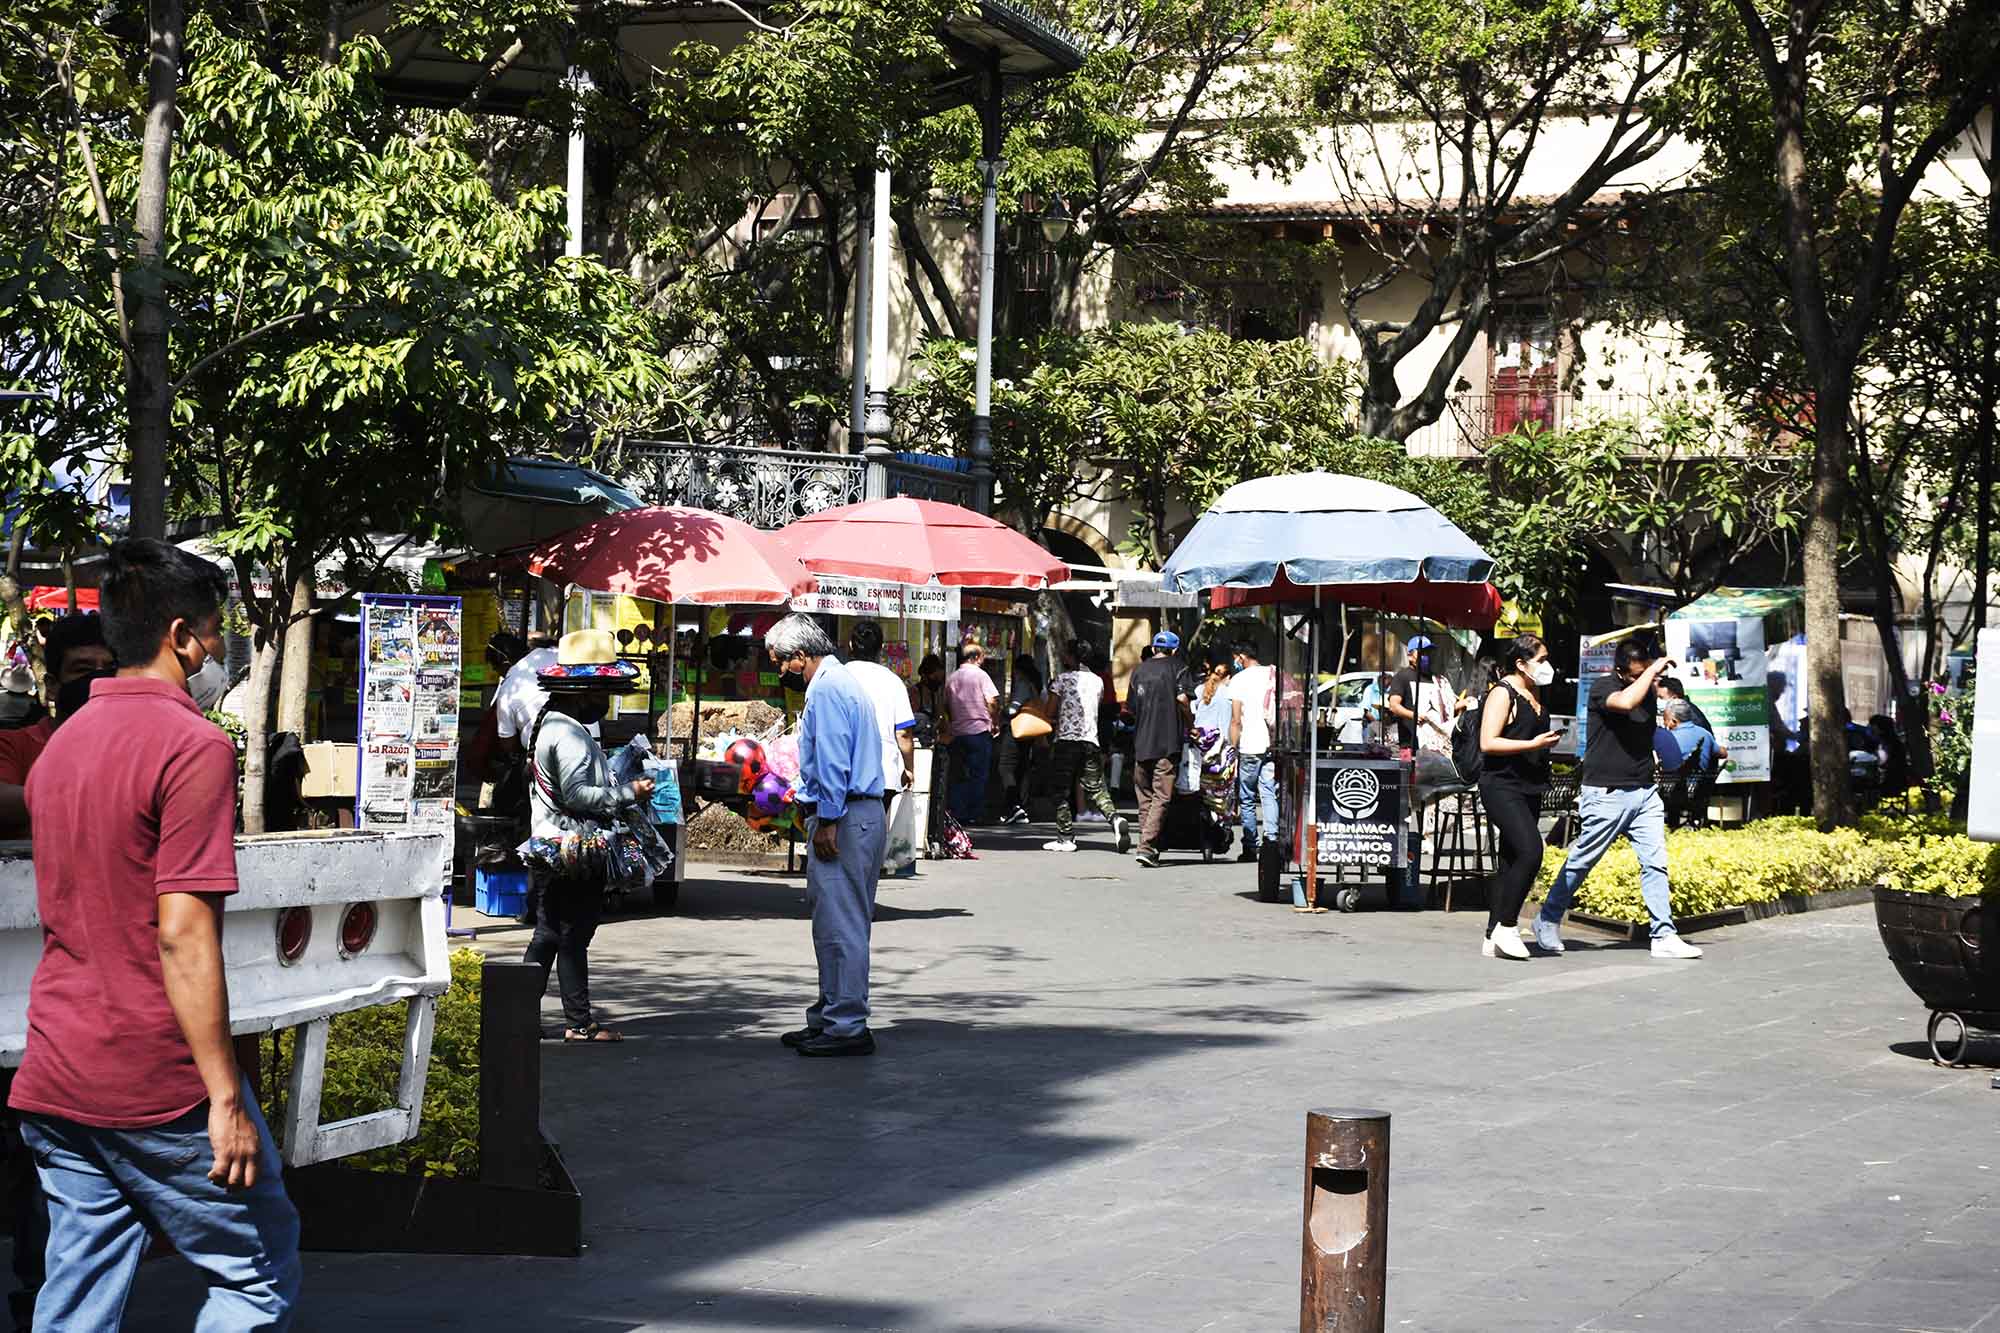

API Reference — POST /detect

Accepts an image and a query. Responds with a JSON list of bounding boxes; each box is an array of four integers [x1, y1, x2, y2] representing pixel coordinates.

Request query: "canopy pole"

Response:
[[1306, 585, 1320, 909]]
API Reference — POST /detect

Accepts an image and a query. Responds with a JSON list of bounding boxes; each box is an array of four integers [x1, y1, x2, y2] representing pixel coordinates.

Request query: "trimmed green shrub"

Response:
[[266, 946, 483, 1178], [1535, 815, 2000, 923]]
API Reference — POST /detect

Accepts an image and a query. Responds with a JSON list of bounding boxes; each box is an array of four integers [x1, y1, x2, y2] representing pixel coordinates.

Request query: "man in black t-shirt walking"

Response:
[[1128, 631, 1192, 868], [1535, 634, 1703, 959]]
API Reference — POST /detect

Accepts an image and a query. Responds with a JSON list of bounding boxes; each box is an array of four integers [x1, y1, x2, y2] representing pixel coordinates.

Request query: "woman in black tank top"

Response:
[[1477, 635, 1563, 960]]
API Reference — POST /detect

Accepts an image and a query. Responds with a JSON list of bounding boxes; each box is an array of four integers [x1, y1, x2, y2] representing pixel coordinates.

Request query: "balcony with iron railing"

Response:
[[614, 439, 976, 530], [1402, 387, 1657, 457]]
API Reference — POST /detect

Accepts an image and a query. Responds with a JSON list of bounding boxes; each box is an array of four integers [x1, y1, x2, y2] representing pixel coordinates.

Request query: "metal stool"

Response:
[[1427, 787, 1494, 911]]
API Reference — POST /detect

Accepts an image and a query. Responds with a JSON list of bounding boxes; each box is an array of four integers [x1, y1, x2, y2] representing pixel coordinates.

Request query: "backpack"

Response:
[[1448, 698, 1486, 787]]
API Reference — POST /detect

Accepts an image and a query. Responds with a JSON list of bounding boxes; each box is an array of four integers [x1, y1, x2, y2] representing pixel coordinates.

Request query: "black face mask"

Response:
[[779, 669, 807, 693], [570, 695, 610, 726], [53, 668, 115, 726]]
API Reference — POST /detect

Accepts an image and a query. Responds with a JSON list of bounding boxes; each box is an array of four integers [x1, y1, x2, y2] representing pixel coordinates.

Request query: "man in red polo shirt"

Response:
[[0, 615, 114, 838], [11, 539, 299, 1329]]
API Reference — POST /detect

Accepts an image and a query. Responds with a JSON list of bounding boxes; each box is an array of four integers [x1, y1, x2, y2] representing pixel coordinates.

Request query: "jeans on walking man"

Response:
[[1228, 640, 1278, 862], [1043, 641, 1130, 854], [1537, 633, 1703, 960], [770, 615, 890, 1058], [12, 539, 301, 1329], [1128, 631, 1191, 868]]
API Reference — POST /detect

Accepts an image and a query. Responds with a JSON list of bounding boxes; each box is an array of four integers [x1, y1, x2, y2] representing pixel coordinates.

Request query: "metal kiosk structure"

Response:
[[1162, 473, 1502, 912]]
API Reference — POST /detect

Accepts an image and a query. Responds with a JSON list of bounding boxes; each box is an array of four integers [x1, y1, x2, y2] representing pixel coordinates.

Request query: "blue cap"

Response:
[[1406, 635, 1433, 652], [1152, 630, 1181, 651]]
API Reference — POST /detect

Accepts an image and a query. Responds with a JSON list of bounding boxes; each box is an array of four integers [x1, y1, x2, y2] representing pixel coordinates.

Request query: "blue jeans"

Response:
[[1238, 752, 1279, 847], [947, 732, 993, 824], [806, 798, 889, 1037], [21, 1080, 300, 1330], [1539, 784, 1677, 938]]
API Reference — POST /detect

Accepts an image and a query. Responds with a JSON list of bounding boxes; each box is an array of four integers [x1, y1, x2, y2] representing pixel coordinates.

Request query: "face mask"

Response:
[[54, 668, 116, 723], [1527, 660, 1556, 687], [779, 670, 807, 693], [188, 658, 228, 710], [571, 695, 610, 726], [1416, 654, 1433, 673]]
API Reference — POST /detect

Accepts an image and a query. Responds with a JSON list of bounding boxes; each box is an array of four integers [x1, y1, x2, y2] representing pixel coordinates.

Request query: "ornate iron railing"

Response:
[[615, 440, 977, 528], [619, 440, 867, 528]]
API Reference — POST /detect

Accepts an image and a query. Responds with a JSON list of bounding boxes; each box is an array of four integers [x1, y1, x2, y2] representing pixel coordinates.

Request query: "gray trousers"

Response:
[[806, 798, 889, 1037]]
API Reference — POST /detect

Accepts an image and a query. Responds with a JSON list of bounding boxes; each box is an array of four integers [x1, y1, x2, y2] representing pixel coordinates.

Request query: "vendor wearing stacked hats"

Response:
[[522, 629, 653, 1043]]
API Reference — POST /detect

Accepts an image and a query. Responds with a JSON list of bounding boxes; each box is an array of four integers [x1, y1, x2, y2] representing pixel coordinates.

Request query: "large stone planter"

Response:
[[1873, 885, 2000, 1065]]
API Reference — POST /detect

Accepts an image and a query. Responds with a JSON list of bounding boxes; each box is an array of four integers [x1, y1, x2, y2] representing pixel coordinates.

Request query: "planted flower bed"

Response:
[[1534, 809, 2000, 927]]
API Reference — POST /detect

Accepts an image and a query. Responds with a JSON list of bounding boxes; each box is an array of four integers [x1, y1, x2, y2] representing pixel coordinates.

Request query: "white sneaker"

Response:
[[1651, 932, 1703, 959], [1531, 917, 1566, 954], [1114, 816, 1132, 853], [1485, 922, 1530, 960], [1043, 838, 1079, 853]]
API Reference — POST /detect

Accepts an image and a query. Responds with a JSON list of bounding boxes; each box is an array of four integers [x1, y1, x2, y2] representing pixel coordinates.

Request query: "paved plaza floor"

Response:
[[131, 824, 1999, 1331]]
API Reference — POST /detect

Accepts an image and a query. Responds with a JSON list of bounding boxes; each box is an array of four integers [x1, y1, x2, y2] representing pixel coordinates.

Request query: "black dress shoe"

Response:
[[779, 1027, 824, 1049], [1235, 846, 1258, 863], [796, 1030, 876, 1058]]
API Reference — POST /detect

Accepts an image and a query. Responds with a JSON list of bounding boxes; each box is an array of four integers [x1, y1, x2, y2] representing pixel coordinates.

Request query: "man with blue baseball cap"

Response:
[[1385, 635, 1438, 754], [1128, 629, 1193, 867]]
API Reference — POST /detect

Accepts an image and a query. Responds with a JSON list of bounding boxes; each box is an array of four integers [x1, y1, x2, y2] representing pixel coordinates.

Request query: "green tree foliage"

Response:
[[1287, 0, 1696, 440], [1648, 0, 2000, 825], [1482, 401, 1808, 617], [1, 21, 675, 828]]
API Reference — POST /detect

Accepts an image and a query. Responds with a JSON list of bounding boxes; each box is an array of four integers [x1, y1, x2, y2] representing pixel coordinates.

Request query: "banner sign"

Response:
[[1666, 588, 1803, 785], [791, 578, 962, 623], [357, 595, 463, 845], [1311, 759, 1405, 870]]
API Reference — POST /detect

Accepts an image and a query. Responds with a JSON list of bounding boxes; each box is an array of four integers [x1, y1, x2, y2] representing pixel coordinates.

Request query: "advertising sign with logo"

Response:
[[1311, 759, 1404, 869], [1665, 588, 1802, 785]]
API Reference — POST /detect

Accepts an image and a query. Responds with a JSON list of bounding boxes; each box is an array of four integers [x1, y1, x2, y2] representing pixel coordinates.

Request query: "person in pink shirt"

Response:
[[943, 643, 1000, 824]]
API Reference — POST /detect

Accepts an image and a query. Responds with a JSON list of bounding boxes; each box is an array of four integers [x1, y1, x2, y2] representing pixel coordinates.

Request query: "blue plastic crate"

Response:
[[475, 867, 529, 918]]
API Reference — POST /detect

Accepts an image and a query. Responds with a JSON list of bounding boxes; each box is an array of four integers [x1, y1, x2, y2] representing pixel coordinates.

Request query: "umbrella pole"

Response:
[[1306, 586, 1320, 909]]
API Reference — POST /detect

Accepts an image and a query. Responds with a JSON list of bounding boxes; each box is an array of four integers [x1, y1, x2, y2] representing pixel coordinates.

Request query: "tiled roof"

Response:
[[1130, 191, 1637, 222]]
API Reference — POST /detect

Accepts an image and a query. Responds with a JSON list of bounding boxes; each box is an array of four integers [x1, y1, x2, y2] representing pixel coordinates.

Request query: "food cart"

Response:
[[1162, 474, 1501, 911]]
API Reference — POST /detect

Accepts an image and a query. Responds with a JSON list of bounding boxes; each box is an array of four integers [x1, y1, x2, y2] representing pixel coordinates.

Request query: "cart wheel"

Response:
[[1337, 888, 1361, 913], [651, 879, 680, 915], [1929, 1010, 1972, 1067]]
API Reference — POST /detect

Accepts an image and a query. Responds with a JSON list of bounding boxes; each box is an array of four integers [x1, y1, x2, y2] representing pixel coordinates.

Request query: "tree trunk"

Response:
[[126, 0, 185, 542], [1804, 401, 1853, 828], [0, 525, 29, 668], [275, 572, 314, 738], [240, 630, 280, 836]]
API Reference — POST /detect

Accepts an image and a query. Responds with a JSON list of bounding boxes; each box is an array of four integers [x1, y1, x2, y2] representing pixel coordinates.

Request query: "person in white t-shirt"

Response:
[[494, 641, 560, 749], [1227, 639, 1278, 862], [843, 623, 915, 794], [1043, 640, 1129, 854]]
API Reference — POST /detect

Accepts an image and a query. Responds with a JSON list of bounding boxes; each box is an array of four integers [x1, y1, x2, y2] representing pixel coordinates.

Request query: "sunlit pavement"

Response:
[[128, 823, 2000, 1331]]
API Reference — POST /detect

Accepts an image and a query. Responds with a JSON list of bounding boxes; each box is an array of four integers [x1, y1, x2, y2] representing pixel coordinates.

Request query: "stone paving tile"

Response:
[[111, 839, 2000, 1331]]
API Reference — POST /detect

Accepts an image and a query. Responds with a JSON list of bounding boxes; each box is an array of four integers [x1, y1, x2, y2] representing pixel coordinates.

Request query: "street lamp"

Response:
[[1040, 195, 1074, 247]]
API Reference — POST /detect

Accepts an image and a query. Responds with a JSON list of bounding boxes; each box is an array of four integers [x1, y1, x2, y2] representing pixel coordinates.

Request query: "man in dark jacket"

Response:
[[1128, 631, 1192, 868]]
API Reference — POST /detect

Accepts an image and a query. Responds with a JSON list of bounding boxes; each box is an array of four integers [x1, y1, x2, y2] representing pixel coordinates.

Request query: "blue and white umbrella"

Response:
[[1160, 472, 1493, 595]]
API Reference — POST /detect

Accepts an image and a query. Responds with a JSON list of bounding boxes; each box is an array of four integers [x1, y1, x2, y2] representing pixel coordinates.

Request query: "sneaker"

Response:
[[1136, 846, 1161, 869], [1236, 844, 1258, 864], [1043, 838, 1079, 853], [1114, 816, 1132, 853], [797, 1029, 876, 1058], [1531, 917, 1566, 954], [1003, 806, 1030, 825], [779, 1026, 824, 1049], [1651, 932, 1703, 960], [1078, 810, 1108, 824], [1485, 922, 1529, 961]]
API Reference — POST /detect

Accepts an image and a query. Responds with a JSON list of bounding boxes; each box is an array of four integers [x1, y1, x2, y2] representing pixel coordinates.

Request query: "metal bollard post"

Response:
[[1300, 1107, 1390, 1332]]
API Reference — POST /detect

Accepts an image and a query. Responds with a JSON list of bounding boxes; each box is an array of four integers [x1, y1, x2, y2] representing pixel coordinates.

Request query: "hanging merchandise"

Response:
[[357, 594, 464, 887]]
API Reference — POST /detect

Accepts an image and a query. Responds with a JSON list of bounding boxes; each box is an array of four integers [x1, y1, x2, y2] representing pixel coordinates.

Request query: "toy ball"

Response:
[[750, 770, 791, 818], [745, 812, 774, 833], [723, 737, 767, 793]]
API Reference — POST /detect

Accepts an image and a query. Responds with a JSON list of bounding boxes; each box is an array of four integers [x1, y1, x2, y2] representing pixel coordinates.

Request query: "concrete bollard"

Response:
[[1300, 1107, 1390, 1332]]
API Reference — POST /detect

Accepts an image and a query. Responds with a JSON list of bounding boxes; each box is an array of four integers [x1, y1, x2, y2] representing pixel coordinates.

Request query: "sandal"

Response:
[[563, 1024, 623, 1043]]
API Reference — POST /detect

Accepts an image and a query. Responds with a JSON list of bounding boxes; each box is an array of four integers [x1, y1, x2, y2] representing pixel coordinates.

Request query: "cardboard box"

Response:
[[300, 743, 359, 799]]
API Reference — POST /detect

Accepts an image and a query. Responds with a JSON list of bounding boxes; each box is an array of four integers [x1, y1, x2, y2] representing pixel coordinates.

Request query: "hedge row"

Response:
[[1534, 811, 2000, 925], [265, 946, 484, 1179]]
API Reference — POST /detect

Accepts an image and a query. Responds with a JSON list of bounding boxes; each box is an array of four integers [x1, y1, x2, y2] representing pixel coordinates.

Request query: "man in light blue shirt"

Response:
[[767, 613, 887, 1058]]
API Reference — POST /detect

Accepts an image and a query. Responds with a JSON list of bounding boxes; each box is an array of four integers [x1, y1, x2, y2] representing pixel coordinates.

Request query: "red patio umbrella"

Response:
[[1207, 573, 1502, 627], [24, 587, 98, 613], [773, 497, 1068, 589], [527, 506, 814, 605]]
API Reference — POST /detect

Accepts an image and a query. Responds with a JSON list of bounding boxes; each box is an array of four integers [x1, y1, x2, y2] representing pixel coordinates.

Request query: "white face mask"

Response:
[[189, 657, 228, 710], [1527, 660, 1556, 687]]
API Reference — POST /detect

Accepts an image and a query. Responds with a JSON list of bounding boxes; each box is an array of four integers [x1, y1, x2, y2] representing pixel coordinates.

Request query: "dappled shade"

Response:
[[527, 506, 815, 605], [773, 497, 1069, 589]]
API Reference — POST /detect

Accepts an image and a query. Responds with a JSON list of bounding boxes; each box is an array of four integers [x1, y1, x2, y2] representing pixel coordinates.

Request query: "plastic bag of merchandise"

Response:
[[646, 757, 683, 825], [763, 730, 801, 782], [608, 732, 653, 786]]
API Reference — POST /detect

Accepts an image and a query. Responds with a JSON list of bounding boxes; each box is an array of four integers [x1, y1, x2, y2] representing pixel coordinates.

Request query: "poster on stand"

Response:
[[1311, 759, 1405, 870], [1573, 633, 1622, 755], [357, 595, 463, 873], [1665, 588, 1803, 785]]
